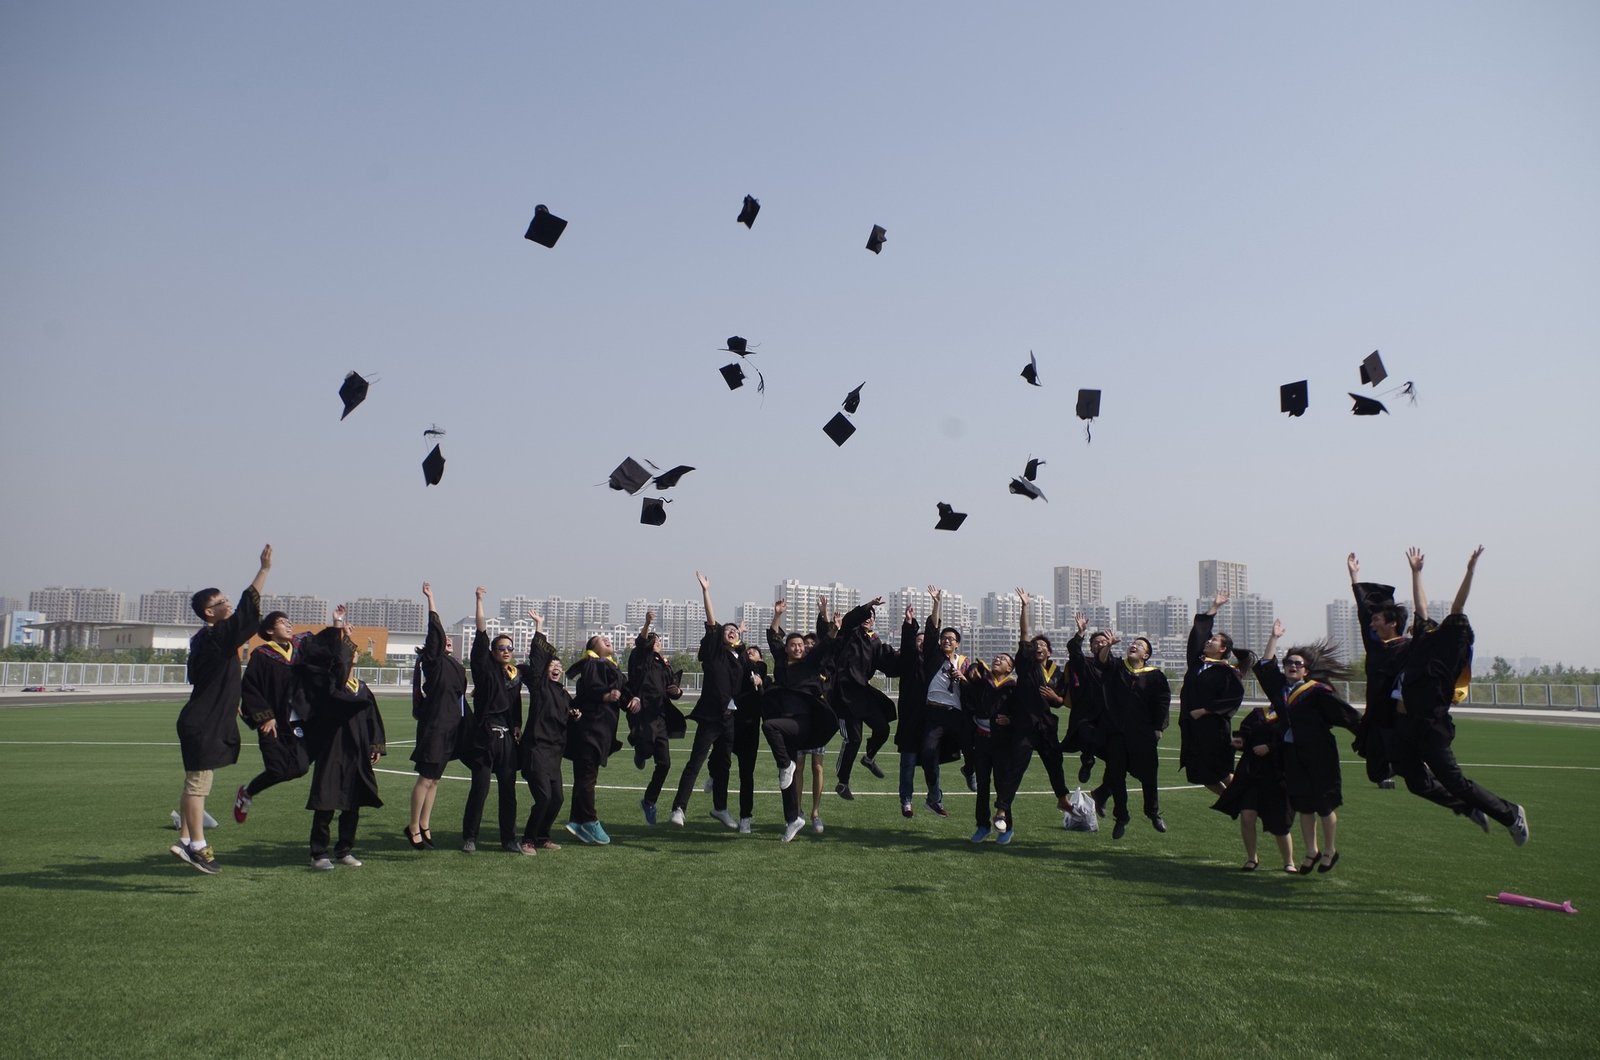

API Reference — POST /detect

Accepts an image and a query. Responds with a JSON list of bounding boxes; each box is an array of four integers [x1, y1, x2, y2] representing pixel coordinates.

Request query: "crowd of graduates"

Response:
[[167, 546, 1530, 874]]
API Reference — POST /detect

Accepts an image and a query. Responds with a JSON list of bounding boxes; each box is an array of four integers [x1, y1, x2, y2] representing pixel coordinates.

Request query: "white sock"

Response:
[[188, 838, 208, 851]]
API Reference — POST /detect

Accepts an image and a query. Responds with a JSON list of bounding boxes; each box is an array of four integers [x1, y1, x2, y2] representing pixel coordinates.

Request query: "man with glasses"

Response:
[[171, 544, 272, 874], [462, 586, 527, 853]]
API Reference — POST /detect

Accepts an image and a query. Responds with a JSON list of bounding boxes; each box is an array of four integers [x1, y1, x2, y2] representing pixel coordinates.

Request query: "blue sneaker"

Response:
[[564, 821, 594, 845], [996, 825, 1014, 846], [588, 820, 611, 845], [640, 799, 657, 825], [970, 825, 992, 843]]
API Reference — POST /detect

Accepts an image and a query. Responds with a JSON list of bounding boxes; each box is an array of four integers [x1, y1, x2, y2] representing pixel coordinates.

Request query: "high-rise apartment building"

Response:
[[886, 587, 969, 635], [775, 580, 862, 629], [138, 590, 201, 625], [346, 596, 426, 632], [1053, 566, 1102, 610], [1198, 560, 1249, 600], [259, 593, 333, 627], [735, 602, 775, 637], [1326, 598, 1362, 660], [28, 587, 126, 623]]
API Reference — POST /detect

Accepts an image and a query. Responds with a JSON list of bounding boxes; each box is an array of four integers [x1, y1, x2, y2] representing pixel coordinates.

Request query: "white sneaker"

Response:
[[310, 857, 333, 871], [778, 761, 796, 789], [1509, 804, 1530, 846], [336, 853, 362, 867], [710, 808, 737, 829], [669, 807, 685, 827], [782, 816, 806, 842], [737, 817, 752, 834], [812, 814, 824, 834]]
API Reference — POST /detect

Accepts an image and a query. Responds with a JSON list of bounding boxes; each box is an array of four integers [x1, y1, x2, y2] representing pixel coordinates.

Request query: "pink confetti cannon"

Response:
[[1486, 892, 1578, 914]]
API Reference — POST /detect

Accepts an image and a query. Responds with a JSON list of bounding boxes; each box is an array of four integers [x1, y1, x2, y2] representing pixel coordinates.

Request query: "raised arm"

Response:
[[696, 571, 715, 628], [928, 585, 943, 630], [1450, 546, 1485, 615], [1262, 618, 1284, 661], [1207, 589, 1228, 617], [638, 608, 654, 642], [1017, 587, 1031, 640], [1406, 548, 1427, 626], [250, 543, 272, 596], [475, 585, 487, 633]]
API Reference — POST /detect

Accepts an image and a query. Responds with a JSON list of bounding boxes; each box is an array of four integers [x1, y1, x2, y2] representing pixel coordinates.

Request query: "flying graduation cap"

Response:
[[1280, 380, 1309, 418], [842, 382, 865, 414], [866, 225, 887, 254], [1348, 393, 1388, 416], [1075, 388, 1101, 442], [935, 502, 967, 531], [1021, 351, 1040, 386], [422, 444, 446, 486], [737, 195, 760, 228], [338, 372, 370, 420], [1024, 457, 1045, 481], [822, 412, 856, 446], [1009, 475, 1046, 501], [1360, 351, 1387, 386], [719, 336, 764, 393], [651, 465, 695, 489], [607, 457, 653, 494], [524, 204, 567, 248], [640, 497, 669, 526]]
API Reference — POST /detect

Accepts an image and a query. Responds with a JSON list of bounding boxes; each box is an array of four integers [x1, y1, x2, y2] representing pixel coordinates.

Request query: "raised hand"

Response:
[[1406, 548, 1424, 572], [259, 544, 273, 570], [695, 571, 710, 590], [1075, 613, 1088, 635], [1466, 545, 1485, 571], [1272, 618, 1285, 638], [475, 585, 487, 601], [1213, 589, 1230, 609], [1347, 553, 1359, 580]]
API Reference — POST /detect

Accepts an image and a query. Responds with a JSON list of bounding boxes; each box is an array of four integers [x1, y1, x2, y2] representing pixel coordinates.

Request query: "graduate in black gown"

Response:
[[1347, 553, 1405, 789], [297, 611, 386, 870], [171, 544, 272, 875], [1178, 590, 1249, 796], [564, 626, 638, 846], [732, 643, 768, 832], [234, 609, 310, 825], [1256, 620, 1362, 873], [407, 582, 467, 850], [1078, 626, 1171, 839], [992, 589, 1071, 839], [519, 613, 579, 852], [912, 586, 975, 820], [1211, 693, 1297, 873], [963, 651, 1015, 843], [831, 597, 900, 798], [626, 610, 686, 826], [668, 571, 747, 830], [1388, 546, 1528, 844], [762, 600, 841, 842], [462, 585, 527, 853], [1063, 624, 1112, 786]]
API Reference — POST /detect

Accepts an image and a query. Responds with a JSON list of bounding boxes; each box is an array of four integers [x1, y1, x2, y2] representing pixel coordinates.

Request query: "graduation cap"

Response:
[[1354, 581, 1399, 612], [1348, 393, 1388, 416], [524, 204, 567, 248], [822, 412, 856, 446], [737, 195, 760, 228], [608, 457, 653, 494], [935, 502, 967, 531], [719, 363, 746, 390], [651, 465, 695, 489], [1360, 351, 1387, 387], [866, 224, 887, 254], [718, 336, 764, 393], [640, 497, 669, 526], [1009, 476, 1047, 502], [1024, 457, 1045, 481], [338, 372, 370, 420], [422, 444, 445, 486], [1021, 351, 1040, 387], [1075, 388, 1101, 442], [1280, 380, 1309, 418], [842, 382, 865, 414]]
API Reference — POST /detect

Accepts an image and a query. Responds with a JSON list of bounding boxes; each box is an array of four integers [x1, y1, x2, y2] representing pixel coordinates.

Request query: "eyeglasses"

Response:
[[1283, 659, 1307, 670], [493, 644, 514, 653]]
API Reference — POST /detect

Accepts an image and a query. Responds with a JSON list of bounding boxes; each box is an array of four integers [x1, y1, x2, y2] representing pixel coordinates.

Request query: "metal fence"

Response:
[[4, 661, 1596, 711]]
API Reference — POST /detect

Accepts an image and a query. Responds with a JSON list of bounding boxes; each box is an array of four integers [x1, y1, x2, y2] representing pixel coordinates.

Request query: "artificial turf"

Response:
[[0, 701, 1594, 1058]]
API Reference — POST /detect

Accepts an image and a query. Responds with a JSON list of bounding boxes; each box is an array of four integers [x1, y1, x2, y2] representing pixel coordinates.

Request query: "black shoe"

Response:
[[633, 750, 647, 771], [1111, 820, 1127, 840], [862, 756, 886, 779], [835, 783, 854, 801], [965, 771, 978, 793], [1149, 813, 1167, 833], [461, 839, 477, 854], [1378, 778, 1396, 790], [1093, 791, 1107, 818], [1077, 761, 1093, 783], [501, 841, 523, 853]]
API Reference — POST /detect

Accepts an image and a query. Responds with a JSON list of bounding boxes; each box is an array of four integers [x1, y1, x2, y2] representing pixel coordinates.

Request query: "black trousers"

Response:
[[1363, 724, 1397, 784], [521, 743, 565, 843], [764, 716, 805, 822], [637, 728, 672, 805], [1390, 714, 1517, 825], [969, 733, 995, 827], [463, 729, 518, 844], [994, 715, 1069, 814], [1091, 734, 1161, 823], [733, 720, 760, 819], [569, 752, 602, 823], [246, 728, 310, 797], [837, 716, 890, 784], [310, 807, 359, 858], [919, 707, 963, 802], [671, 715, 731, 813]]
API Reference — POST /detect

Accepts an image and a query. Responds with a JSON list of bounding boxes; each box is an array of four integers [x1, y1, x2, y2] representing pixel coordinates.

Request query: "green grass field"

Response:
[[1, 700, 1595, 1058]]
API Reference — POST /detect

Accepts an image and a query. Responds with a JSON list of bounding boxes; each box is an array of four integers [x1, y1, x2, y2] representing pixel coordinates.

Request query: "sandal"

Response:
[[1239, 859, 1258, 872], [404, 826, 425, 851], [1318, 850, 1341, 874], [420, 828, 435, 849], [1297, 851, 1320, 874]]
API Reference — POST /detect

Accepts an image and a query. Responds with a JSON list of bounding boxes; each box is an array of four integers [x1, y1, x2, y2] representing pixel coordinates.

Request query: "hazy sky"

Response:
[[3, 3, 1597, 666]]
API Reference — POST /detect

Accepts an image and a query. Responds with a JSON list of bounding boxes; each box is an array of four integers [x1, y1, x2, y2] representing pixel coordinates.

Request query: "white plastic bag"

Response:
[[1062, 787, 1099, 833]]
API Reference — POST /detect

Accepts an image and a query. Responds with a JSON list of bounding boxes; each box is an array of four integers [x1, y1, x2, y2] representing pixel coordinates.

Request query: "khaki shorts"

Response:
[[183, 770, 215, 797]]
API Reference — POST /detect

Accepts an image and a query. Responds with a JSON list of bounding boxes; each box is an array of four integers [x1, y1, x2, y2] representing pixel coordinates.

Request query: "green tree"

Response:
[[1488, 656, 1515, 680]]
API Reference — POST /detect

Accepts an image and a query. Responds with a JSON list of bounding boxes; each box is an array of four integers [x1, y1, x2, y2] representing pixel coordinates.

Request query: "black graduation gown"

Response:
[[176, 584, 262, 771], [564, 651, 627, 766], [692, 623, 747, 724], [298, 630, 386, 812], [412, 609, 468, 767], [829, 604, 899, 727], [1211, 706, 1292, 835], [520, 632, 573, 765], [763, 626, 840, 749], [1101, 660, 1172, 751], [894, 617, 950, 754], [1064, 634, 1113, 754], [1351, 581, 1409, 759], [1398, 613, 1474, 727], [465, 629, 527, 768], [240, 637, 307, 731], [626, 634, 686, 747], [1178, 613, 1242, 785], [1011, 640, 1067, 753], [1256, 659, 1361, 815]]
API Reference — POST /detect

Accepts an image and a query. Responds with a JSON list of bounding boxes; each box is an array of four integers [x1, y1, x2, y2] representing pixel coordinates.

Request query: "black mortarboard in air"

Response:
[[338, 372, 370, 420], [651, 465, 695, 489], [608, 457, 652, 494], [822, 412, 856, 446], [723, 336, 749, 355], [737, 195, 760, 228], [1009, 476, 1047, 502], [935, 502, 967, 531], [719, 363, 746, 390], [842, 383, 865, 414], [1076, 388, 1101, 442], [1354, 581, 1399, 612], [640, 497, 669, 526], [422, 444, 445, 486], [866, 225, 887, 254], [524, 204, 567, 248], [1280, 380, 1309, 418], [1021, 351, 1040, 387], [1348, 393, 1388, 416], [719, 336, 764, 393], [1360, 351, 1387, 387], [1024, 457, 1045, 481]]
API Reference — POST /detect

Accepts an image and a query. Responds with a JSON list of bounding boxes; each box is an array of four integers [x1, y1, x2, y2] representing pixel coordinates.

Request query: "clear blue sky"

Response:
[[2, 2, 1597, 666]]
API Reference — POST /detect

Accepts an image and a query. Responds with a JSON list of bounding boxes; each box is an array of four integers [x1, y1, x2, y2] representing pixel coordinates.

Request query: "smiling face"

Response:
[[1203, 632, 1230, 660], [939, 629, 961, 658], [785, 634, 807, 661], [1283, 654, 1308, 680], [265, 615, 293, 644], [1032, 636, 1051, 662], [722, 624, 741, 647], [1127, 638, 1152, 665], [492, 636, 515, 662], [546, 657, 564, 682], [990, 652, 1014, 677]]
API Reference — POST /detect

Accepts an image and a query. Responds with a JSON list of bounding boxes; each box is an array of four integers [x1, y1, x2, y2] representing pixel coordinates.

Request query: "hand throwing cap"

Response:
[[524, 204, 568, 248]]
